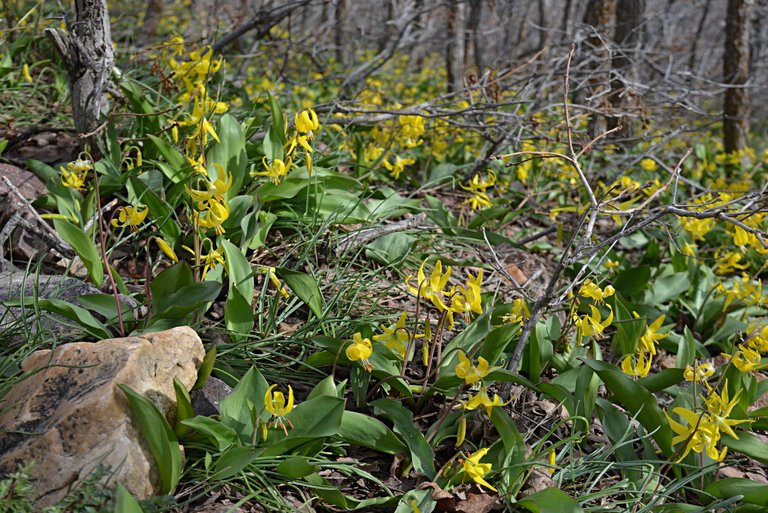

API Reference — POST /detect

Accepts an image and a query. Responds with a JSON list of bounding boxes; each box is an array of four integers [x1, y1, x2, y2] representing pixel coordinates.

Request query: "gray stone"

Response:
[[191, 377, 233, 417]]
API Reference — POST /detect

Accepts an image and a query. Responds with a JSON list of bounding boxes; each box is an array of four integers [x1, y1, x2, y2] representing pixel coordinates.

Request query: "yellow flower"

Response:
[[266, 267, 289, 298], [111, 206, 149, 230], [193, 197, 229, 234], [464, 192, 492, 211], [680, 217, 715, 241], [502, 298, 530, 325], [186, 167, 233, 202], [398, 115, 425, 148], [547, 449, 557, 475], [605, 259, 620, 271], [462, 448, 497, 492], [405, 259, 452, 314], [346, 332, 373, 371], [295, 108, 320, 133], [264, 384, 294, 417], [60, 158, 92, 190], [703, 381, 750, 439], [620, 351, 652, 378], [722, 345, 768, 373], [683, 362, 715, 382], [373, 311, 413, 358], [450, 270, 483, 315], [640, 158, 657, 172], [573, 304, 613, 339], [666, 408, 725, 461], [252, 157, 290, 184], [183, 242, 225, 278], [714, 251, 749, 275], [383, 154, 415, 180], [680, 242, 697, 257], [638, 315, 666, 356], [153, 237, 179, 262], [578, 280, 615, 304], [461, 387, 507, 416], [461, 171, 497, 193], [455, 350, 497, 385], [22, 63, 33, 83], [733, 226, 755, 247]]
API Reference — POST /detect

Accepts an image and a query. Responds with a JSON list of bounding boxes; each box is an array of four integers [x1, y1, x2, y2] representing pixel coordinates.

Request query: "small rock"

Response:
[[0, 327, 205, 506], [191, 377, 233, 417]]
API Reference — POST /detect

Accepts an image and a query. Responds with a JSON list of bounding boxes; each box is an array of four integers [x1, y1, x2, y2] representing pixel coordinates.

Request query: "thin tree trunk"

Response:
[[334, 0, 347, 67], [582, 0, 616, 138], [445, 0, 466, 93], [688, 0, 712, 74], [723, 0, 751, 153], [464, 0, 483, 72], [560, 0, 573, 43], [45, 0, 115, 145], [538, 0, 550, 52], [608, 0, 644, 138]]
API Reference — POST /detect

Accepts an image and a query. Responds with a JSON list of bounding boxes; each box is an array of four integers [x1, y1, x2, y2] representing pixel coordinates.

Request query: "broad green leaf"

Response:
[[115, 484, 145, 513], [148, 281, 222, 326], [722, 432, 768, 465], [276, 268, 324, 318], [180, 416, 239, 451], [516, 487, 583, 513], [53, 219, 103, 287], [147, 135, 185, 180], [77, 293, 134, 325], [372, 398, 436, 478], [581, 358, 673, 455], [705, 478, 768, 507], [636, 368, 685, 393], [37, 299, 111, 340], [676, 326, 697, 368], [119, 385, 181, 494], [213, 446, 260, 479], [614, 265, 650, 298], [644, 272, 690, 304], [337, 411, 408, 455], [221, 239, 254, 299], [129, 177, 181, 243], [219, 367, 269, 442], [277, 456, 318, 478], [224, 289, 253, 339], [307, 375, 339, 400], [262, 395, 345, 456]]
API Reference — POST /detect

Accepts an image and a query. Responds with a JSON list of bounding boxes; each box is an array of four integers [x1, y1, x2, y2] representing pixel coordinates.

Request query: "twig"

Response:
[[335, 213, 428, 255]]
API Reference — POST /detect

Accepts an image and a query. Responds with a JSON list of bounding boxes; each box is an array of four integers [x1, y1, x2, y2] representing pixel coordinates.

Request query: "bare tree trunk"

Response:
[[464, 0, 483, 72], [582, 0, 616, 138], [723, 0, 751, 153], [688, 0, 712, 74], [608, 0, 644, 138], [334, 0, 347, 67], [139, 0, 164, 46], [537, 0, 550, 52], [445, 0, 466, 93], [45, 0, 115, 146], [560, 0, 574, 43]]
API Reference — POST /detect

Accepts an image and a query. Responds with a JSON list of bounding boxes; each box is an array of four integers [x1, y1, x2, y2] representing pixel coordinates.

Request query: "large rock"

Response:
[[0, 327, 204, 505]]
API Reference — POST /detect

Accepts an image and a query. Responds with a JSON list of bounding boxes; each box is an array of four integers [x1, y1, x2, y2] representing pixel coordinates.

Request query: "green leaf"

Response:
[[644, 272, 690, 304], [37, 299, 111, 340], [636, 368, 685, 393], [581, 358, 673, 456], [614, 265, 650, 298], [276, 268, 324, 318], [277, 456, 319, 478], [337, 411, 408, 455], [193, 347, 216, 390], [173, 378, 194, 438], [115, 483, 145, 513], [221, 238, 254, 297], [180, 416, 239, 451], [705, 478, 768, 507], [207, 114, 247, 198], [261, 395, 345, 456], [372, 398, 436, 478], [213, 446, 260, 479], [119, 385, 181, 494], [676, 326, 697, 368], [307, 375, 339, 400], [147, 135, 186, 181], [219, 367, 269, 443], [722, 432, 768, 465], [129, 177, 181, 244], [516, 488, 584, 513], [53, 219, 103, 287]]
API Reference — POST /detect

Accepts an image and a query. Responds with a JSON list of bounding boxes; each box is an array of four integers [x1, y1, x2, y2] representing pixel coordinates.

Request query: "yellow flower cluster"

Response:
[[60, 158, 92, 191], [461, 171, 496, 211], [621, 315, 666, 378]]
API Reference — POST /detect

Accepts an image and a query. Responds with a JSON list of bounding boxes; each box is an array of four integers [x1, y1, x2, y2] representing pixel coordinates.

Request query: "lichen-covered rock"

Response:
[[0, 327, 204, 505]]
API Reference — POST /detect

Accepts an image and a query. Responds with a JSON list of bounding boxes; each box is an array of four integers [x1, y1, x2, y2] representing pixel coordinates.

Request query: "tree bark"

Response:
[[608, 0, 644, 138], [582, 0, 616, 138], [464, 0, 483, 72], [445, 0, 466, 93], [45, 0, 115, 143], [723, 0, 751, 153]]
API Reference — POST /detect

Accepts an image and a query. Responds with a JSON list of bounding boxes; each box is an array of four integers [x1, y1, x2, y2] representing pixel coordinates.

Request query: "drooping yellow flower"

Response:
[[733, 225, 755, 247], [398, 115, 425, 148], [183, 241, 225, 278], [463, 191, 493, 211], [461, 387, 507, 417], [264, 384, 294, 417], [666, 408, 726, 461], [620, 351, 652, 378], [573, 304, 613, 340], [703, 381, 750, 439], [22, 63, 33, 83], [502, 298, 530, 325], [722, 345, 768, 374], [578, 280, 615, 304], [252, 157, 290, 184], [193, 196, 230, 234], [266, 267, 289, 298], [111, 206, 149, 230], [295, 108, 320, 133], [450, 270, 483, 316], [680, 216, 715, 241], [346, 332, 373, 371], [383, 154, 415, 180], [461, 448, 497, 492], [60, 158, 92, 191], [461, 171, 497, 193], [714, 251, 749, 275], [455, 350, 497, 385], [683, 362, 715, 382], [153, 237, 179, 262]]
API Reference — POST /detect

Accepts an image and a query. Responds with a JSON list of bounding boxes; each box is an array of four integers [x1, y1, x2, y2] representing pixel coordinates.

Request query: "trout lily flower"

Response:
[[264, 384, 295, 435], [373, 311, 417, 359], [638, 315, 666, 355], [683, 362, 715, 382], [461, 387, 507, 417], [461, 448, 497, 492], [574, 304, 613, 340], [346, 332, 373, 371], [111, 206, 148, 230], [455, 350, 498, 385], [578, 280, 615, 304], [406, 259, 452, 313]]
